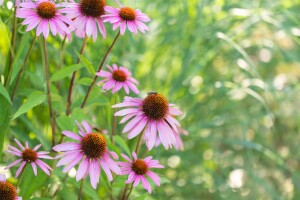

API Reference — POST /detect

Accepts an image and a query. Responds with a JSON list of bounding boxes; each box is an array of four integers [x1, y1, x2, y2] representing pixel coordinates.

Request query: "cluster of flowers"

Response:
[[14, 0, 150, 40], [1, 0, 187, 199]]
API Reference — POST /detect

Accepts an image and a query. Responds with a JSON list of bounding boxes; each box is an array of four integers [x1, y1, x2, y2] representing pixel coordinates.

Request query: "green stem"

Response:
[[11, 35, 37, 101], [56, 36, 67, 91], [125, 183, 134, 200], [43, 38, 56, 148], [111, 96, 118, 143], [77, 179, 85, 200], [81, 31, 120, 108]]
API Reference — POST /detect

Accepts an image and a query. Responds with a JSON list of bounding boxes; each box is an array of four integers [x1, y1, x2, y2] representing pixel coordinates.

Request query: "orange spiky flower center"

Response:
[[80, 0, 106, 17], [22, 148, 38, 163], [0, 180, 18, 200], [142, 93, 169, 120], [112, 69, 127, 82], [131, 159, 148, 175], [37, 2, 56, 19], [119, 7, 136, 21], [81, 133, 106, 159]]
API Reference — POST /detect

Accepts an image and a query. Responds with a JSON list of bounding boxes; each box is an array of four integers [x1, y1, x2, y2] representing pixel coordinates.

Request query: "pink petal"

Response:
[[52, 142, 81, 152], [31, 162, 37, 176], [5, 159, 23, 170], [76, 157, 89, 181], [146, 171, 160, 186], [15, 161, 26, 177], [14, 139, 25, 150], [89, 160, 100, 189], [141, 176, 152, 193], [62, 131, 82, 141]]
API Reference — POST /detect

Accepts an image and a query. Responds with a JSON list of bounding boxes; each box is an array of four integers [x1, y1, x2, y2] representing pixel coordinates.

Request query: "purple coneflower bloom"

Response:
[[119, 152, 163, 194], [112, 92, 183, 150], [16, 0, 72, 38], [60, 0, 106, 41], [52, 121, 121, 189], [0, 174, 22, 200], [102, 0, 150, 35], [96, 64, 139, 94], [5, 139, 53, 177]]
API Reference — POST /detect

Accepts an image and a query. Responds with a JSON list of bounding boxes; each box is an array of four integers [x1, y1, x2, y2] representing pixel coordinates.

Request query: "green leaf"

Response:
[[76, 52, 95, 75], [30, 198, 52, 200], [0, 83, 12, 104], [56, 114, 74, 131], [114, 135, 131, 156], [13, 91, 46, 120], [50, 64, 83, 82], [0, 96, 11, 162]]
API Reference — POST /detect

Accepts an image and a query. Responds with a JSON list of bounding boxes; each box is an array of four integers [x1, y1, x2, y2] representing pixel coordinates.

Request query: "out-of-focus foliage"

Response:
[[1, 0, 300, 199]]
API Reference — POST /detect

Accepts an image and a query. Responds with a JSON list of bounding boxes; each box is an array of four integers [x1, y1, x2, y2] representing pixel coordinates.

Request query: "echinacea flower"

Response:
[[52, 121, 121, 189], [112, 92, 183, 150], [5, 139, 53, 177], [60, 0, 106, 41], [96, 64, 139, 94], [16, 0, 73, 38], [119, 152, 163, 194], [0, 174, 22, 200], [103, 1, 150, 35]]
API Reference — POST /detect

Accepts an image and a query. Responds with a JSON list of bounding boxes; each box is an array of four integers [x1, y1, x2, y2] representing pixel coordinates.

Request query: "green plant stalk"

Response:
[[81, 31, 120, 108], [43, 38, 56, 148], [16, 164, 27, 187], [11, 35, 37, 101]]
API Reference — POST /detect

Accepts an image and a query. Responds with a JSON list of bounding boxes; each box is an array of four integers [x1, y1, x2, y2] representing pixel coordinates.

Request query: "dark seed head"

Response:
[[131, 159, 148, 175], [112, 69, 127, 82], [22, 148, 38, 163], [80, 0, 106, 17], [119, 7, 136, 21], [142, 93, 169, 120], [81, 133, 106, 159], [37, 2, 56, 19], [0, 180, 18, 200]]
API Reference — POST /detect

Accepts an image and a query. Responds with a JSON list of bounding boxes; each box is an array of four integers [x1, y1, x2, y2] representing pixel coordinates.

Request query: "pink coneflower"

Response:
[[16, 0, 72, 38], [52, 121, 121, 189], [60, 0, 106, 41], [96, 64, 139, 94], [0, 174, 22, 200], [112, 92, 183, 150], [102, 1, 150, 35], [5, 139, 53, 177], [119, 152, 163, 193]]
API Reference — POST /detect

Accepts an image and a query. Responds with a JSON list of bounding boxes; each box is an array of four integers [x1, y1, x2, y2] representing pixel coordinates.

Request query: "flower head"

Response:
[[103, 1, 150, 35], [112, 92, 183, 150], [119, 152, 163, 193], [61, 0, 106, 41], [16, 0, 73, 38], [5, 139, 53, 177], [52, 121, 121, 189], [96, 64, 139, 94], [0, 174, 22, 200]]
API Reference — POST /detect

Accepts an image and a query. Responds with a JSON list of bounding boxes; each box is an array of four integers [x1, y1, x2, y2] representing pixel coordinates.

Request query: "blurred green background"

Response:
[[1, 0, 300, 199]]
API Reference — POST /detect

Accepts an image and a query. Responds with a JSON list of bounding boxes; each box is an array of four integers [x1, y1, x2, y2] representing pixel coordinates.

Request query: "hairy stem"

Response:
[[43, 38, 56, 148], [81, 31, 120, 108], [11, 35, 37, 101], [66, 36, 88, 115]]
